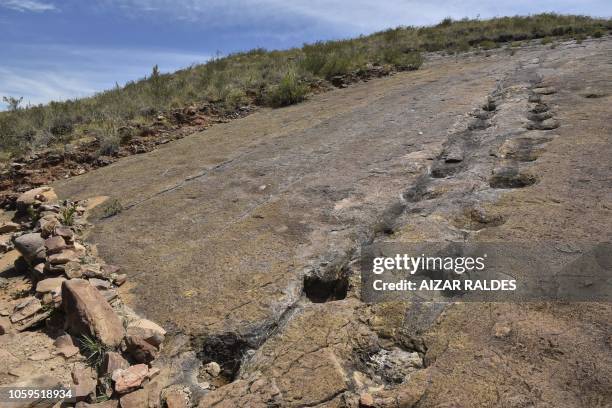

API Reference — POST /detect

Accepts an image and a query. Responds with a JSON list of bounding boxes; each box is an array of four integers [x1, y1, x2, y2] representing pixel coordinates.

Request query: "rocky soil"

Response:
[[1, 37, 611, 407]]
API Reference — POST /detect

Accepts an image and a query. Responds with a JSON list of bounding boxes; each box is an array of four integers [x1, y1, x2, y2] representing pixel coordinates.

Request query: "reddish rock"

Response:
[[54, 334, 80, 358], [72, 366, 97, 402], [127, 319, 166, 347], [125, 335, 158, 363], [119, 389, 149, 408], [36, 277, 65, 294], [112, 364, 149, 394], [44, 235, 66, 254], [62, 279, 124, 347], [163, 386, 190, 408], [55, 226, 75, 242], [101, 352, 130, 376], [48, 249, 78, 264]]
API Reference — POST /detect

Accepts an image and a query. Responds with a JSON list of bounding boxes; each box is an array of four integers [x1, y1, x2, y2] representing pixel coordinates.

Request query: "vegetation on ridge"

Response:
[[0, 13, 610, 160]]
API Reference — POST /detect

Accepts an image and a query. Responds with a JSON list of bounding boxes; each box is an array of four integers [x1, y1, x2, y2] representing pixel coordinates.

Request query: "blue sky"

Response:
[[1, 1, 610, 110]]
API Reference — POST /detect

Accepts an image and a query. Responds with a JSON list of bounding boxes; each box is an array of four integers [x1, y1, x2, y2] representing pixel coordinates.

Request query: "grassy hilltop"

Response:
[[1, 13, 610, 160]]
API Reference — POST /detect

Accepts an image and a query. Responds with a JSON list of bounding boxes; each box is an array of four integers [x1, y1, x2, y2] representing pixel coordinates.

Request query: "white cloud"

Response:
[[0, 0, 56, 12], [0, 45, 209, 108], [99, 0, 612, 32]]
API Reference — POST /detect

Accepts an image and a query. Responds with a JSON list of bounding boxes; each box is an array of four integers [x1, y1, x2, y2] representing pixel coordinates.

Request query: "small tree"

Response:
[[2, 96, 23, 111], [149, 64, 167, 108]]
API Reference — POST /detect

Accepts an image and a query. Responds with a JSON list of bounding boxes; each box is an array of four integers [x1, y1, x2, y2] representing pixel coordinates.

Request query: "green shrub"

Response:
[[379, 49, 423, 70], [60, 204, 77, 226], [479, 40, 499, 50], [101, 198, 123, 218], [78, 335, 109, 368], [266, 73, 308, 107], [541, 36, 553, 44]]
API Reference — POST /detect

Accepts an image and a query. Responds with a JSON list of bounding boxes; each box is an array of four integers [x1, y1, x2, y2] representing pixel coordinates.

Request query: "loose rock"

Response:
[[62, 279, 125, 347], [44, 235, 66, 254], [112, 364, 149, 394], [125, 335, 158, 363], [14, 232, 46, 264], [64, 261, 84, 278], [35, 277, 65, 294], [54, 334, 80, 358], [162, 385, 190, 408], [11, 297, 42, 323], [48, 249, 79, 265], [101, 351, 130, 376], [72, 366, 97, 402], [119, 389, 149, 408], [0, 221, 20, 233], [204, 361, 221, 378], [16, 186, 58, 212]]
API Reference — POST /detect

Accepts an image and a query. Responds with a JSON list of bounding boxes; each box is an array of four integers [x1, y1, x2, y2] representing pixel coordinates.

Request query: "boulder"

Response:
[[48, 249, 79, 264], [0, 221, 20, 233], [127, 318, 166, 346], [44, 235, 66, 254], [16, 186, 58, 212], [36, 277, 65, 294], [13, 232, 46, 263], [55, 226, 75, 242], [89, 278, 112, 290], [54, 334, 80, 358], [125, 335, 158, 363], [112, 364, 149, 394], [64, 261, 84, 278], [101, 351, 130, 376], [9, 297, 50, 331], [10, 297, 42, 323], [62, 279, 124, 347], [119, 389, 149, 408], [72, 365, 97, 402]]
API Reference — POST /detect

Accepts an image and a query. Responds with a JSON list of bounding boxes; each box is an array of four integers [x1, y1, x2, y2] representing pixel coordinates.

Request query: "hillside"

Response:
[[1, 14, 610, 161], [0, 14, 611, 408]]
